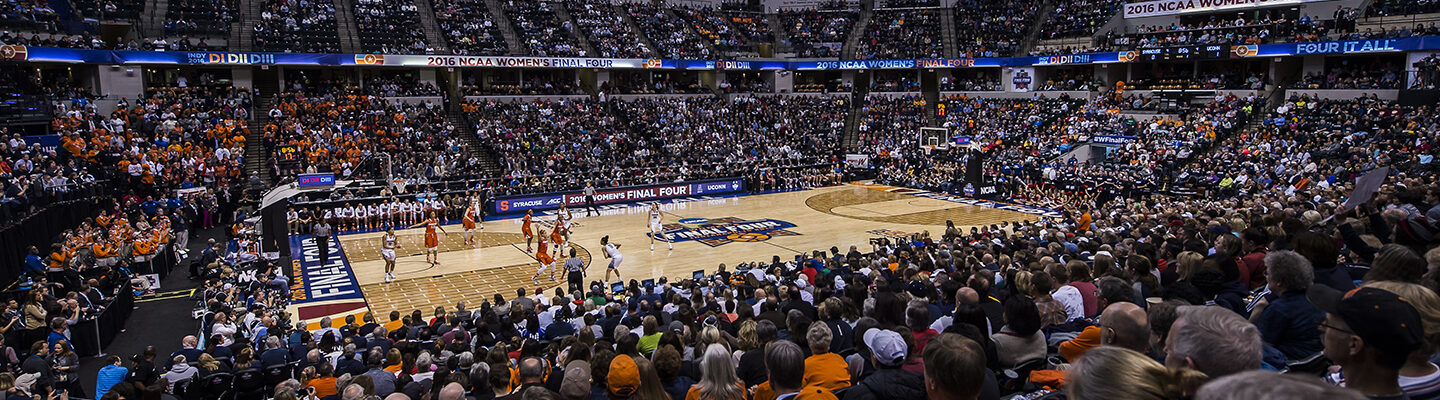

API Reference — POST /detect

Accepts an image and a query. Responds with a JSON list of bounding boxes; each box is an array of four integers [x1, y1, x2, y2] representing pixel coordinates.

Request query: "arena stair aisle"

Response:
[[333, 0, 360, 53], [843, 83, 870, 152], [939, 9, 957, 58], [232, 0, 261, 51], [1015, 0, 1055, 56], [482, 0, 525, 56], [619, 4, 663, 58], [412, 0, 451, 54], [842, 0, 875, 59], [551, 1, 596, 57], [766, 11, 790, 54], [245, 95, 273, 186], [445, 110, 502, 177], [139, 0, 165, 38]]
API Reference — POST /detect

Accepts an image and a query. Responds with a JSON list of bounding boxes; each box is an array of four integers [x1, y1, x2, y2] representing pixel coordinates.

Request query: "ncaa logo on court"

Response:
[[655, 217, 800, 247]]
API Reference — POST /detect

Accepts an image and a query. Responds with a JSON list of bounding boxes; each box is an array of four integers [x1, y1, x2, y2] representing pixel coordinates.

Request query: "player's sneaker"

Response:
[[531, 277, 539, 285], [650, 244, 654, 251]]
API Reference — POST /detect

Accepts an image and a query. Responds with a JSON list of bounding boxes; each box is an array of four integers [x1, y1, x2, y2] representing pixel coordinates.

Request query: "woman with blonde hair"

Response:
[[1361, 281, 1440, 398], [733, 320, 758, 364], [685, 344, 745, 400], [1176, 251, 1204, 282], [1068, 346, 1206, 400]]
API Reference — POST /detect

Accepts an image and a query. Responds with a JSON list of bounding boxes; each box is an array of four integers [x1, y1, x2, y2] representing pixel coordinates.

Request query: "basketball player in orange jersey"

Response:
[[521, 209, 535, 252], [549, 216, 566, 259], [530, 228, 556, 284], [461, 205, 478, 245], [407, 212, 447, 266]]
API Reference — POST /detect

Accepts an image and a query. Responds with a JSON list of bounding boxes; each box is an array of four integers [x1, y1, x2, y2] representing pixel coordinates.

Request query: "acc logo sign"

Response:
[[1232, 45, 1258, 57], [655, 217, 800, 247], [1, 45, 27, 60], [355, 54, 385, 65]]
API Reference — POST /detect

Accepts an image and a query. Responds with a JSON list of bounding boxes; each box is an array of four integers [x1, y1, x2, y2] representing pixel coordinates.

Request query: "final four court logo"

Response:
[[652, 217, 801, 247]]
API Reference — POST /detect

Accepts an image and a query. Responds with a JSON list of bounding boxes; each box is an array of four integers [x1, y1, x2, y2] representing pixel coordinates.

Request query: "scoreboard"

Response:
[[1135, 45, 1230, 61]]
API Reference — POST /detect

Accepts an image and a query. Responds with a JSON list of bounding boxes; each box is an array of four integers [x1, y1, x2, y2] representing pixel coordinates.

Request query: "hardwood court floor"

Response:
[[341, 184, 1033, 317]]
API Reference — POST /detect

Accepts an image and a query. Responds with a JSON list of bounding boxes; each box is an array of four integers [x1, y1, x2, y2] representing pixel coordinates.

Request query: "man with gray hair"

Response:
[[340, 379, 366, 400], [1248, 250, 1324, 360], [1166, 305, 1263, 380], [765, 340, 807, 398], [261, 335, 289, 366]]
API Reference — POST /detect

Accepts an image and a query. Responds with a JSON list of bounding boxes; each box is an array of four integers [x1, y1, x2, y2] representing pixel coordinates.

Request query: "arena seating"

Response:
[[505, 0, 582, 57], [432, 0, 508, 55], [463, 95, 846, 195], [629, 1, 711, 59], [856, 9, 943, 59], [253, 0, 340, 53], [951, 0, 1038, 57], [675, 6, 748, 54], [353, 0, 429, 54], [1368, 0, 1440, 16], [0, 0, 60, 32], [567, 0, 651, 58], [263, 92, 480, 181], [778, 6, 856, 58], [164, 0, 236, 37], [1041, 0, 1121, 39]]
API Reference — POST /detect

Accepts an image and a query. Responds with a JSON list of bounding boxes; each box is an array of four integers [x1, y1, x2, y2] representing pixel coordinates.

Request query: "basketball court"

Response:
[[289, 183, 1050, 325]]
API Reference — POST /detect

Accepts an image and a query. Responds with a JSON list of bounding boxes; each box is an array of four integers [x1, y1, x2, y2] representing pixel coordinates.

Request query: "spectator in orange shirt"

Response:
[[802, 322, 850, 391]]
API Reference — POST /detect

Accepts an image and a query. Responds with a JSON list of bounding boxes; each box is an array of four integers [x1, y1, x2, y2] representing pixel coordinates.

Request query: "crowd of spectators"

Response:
[[0, 31, 107, 49], [263, 92, 481, 182], [363, 74, 444, 97], [464, 95, 846, 196], [567, 0, 651, 58], [1290, 60, 1404, 89], [353, 0, 429, 54], [951, 0, 1038, 57], [856, 9, 943, 59], [432, 0, 508, 56], [0, 0, 60, 32], [629, 2, 711, 59], [939, 76, 1001, 91], [1042, 0, 1121, 39], [163, 0, 235, 37], [726, 11, 773, 50], [504, 0, 582, 57], [778, 7, 855, 58], [1119, 72, 1267, 91], [136, 89, 1439, 400], [676, 6, 748, 55], [856, 95, 927, 154], [461, 76, 579, 96], [252, 0, 340, 53], [1367, 0, 1440, 16], [1177, 94, 1436, 197]]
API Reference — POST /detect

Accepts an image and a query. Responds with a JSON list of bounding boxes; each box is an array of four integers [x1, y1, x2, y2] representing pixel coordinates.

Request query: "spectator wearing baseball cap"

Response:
[[1309, 285, 1426, 399], [848, 328, 925, 400], [609, 354, 641, 399], [558, 360, 590, 400]]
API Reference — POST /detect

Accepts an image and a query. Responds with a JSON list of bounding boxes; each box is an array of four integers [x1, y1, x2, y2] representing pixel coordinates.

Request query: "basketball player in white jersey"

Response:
[[602, 235, 623, 282], [649, 203, 672, 251], [381, 226, 398, 283]]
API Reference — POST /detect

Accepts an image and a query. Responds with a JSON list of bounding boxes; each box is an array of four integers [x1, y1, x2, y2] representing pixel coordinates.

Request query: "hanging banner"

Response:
[[1124, 0, 1326, 18]]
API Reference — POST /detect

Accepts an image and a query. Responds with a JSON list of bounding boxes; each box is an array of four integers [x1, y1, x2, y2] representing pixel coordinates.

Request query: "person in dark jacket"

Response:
[[847, 329, 927, 400]]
